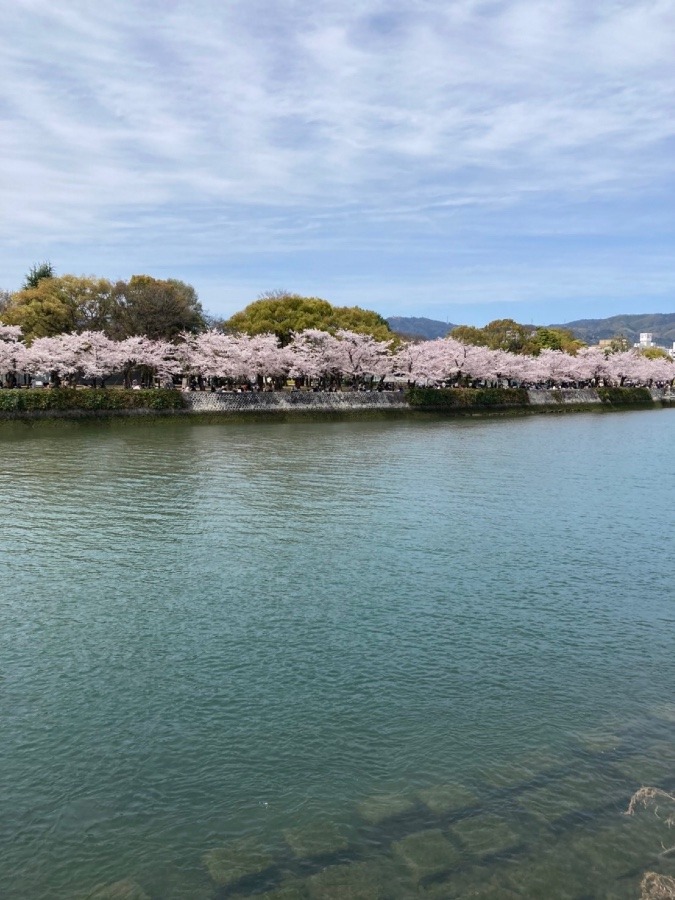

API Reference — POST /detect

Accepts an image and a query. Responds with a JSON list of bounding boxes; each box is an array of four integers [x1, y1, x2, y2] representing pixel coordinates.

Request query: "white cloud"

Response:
[[0, 0, 673, 319]]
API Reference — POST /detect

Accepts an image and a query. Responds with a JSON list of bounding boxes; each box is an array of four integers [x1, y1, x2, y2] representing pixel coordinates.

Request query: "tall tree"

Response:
[[110, 275, 206, 341], [1, 276, 115, 341], [226, 292, 393, 345], [451, 319, 584, 355], [23, 261, 55, 290]]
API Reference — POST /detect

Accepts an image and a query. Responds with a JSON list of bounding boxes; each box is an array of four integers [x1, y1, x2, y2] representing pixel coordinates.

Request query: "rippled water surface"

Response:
[[1, 410, 674, 899]]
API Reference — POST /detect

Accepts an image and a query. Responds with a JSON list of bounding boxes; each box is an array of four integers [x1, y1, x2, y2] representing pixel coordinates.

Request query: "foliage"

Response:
[[110, 275, 206, 341], [531, 327, 584, 354], [450, 319, 583, 355], [605, 334, 631, 352], [2, 275, 115, 341], [407, 386, 530, 408], [226, 293, 393, 345], [0, 388, 185, 413], [596, 386, 654, 406], [2, 274, 205, 343], [640, 347, 671, 360], [23, 261, 55, 290]]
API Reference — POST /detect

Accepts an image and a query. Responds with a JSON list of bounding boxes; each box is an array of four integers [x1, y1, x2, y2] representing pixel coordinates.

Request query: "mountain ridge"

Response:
[[387, 313, 675, 346]]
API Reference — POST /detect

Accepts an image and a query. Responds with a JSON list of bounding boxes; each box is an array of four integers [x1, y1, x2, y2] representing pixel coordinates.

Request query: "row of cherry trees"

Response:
[[1, 324, 674, 388]]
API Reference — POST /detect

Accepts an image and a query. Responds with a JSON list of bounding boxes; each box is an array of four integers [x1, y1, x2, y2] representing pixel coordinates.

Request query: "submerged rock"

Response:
[[479, 761, 535, 790], [258, 877, 309, 899], [451, 813, 519, 857], [392, 829, 460, 881], [577, 729, 623, 754], [426, 867, 521, 899], [202, 837, 274, 886], [84, 880, 150, 900], [517, 771, 613, 824], [357, 792, 415, 825], [614, 745, 675, 786], [418, 783, 479, 815], [307, 859, 398, 899], [283, 820, 349, 858]]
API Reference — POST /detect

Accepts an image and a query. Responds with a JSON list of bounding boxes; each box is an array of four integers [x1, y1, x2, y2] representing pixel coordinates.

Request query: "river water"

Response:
[[0, 410, 673, 899]]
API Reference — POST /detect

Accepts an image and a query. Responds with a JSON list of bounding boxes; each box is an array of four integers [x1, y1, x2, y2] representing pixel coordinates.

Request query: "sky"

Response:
[[1, 0, 674, 326]]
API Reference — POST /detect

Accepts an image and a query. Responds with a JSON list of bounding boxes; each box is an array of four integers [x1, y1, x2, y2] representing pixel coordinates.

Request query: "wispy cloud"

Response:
[[1, 0, 673, 320]]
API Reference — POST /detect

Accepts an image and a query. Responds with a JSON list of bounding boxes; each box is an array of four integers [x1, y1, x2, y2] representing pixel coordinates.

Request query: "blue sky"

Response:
[[1, 0, 673, 325]]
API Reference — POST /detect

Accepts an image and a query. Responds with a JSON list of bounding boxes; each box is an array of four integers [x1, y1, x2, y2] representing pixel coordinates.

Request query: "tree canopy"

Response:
[[109, 275, 206, 341], [23, 261, 55, 290], [450, 319, 584, 355], [2, 274, 205, 343], [225, 293, 393, 345], [1, 275, 115, 341]]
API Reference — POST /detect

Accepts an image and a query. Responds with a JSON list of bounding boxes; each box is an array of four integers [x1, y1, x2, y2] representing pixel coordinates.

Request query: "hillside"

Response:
[[551, 313, 675, 347], [389, 312, 675, 346], [387, 316, 454, 339]]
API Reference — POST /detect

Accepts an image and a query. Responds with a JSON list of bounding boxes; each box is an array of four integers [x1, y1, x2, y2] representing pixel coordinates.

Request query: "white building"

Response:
[[634, 332, 656, 349]]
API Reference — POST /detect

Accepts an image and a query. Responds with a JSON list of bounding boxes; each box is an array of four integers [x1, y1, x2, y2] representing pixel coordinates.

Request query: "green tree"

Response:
[[451, 319, 584, 355], [640, 346, 670, 359], [110, 275, 206, 341], [527, 327, 584, 355], [226, 292, 393, 345], [451, 319, 534, 353], [2, 275, 115, 341], [23, 261, 55, 290], [603, 334, 630, 353]]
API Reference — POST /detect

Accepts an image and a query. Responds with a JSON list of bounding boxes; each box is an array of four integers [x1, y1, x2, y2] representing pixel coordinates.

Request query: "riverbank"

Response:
[[0, 385, 672, 421]]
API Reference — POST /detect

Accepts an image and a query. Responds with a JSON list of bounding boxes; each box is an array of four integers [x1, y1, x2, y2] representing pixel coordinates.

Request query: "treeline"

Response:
[[0, 269, 206, 342], [0, 268, 392, 345], [1, 267, 673, 390], [1, 324, 674, 391]]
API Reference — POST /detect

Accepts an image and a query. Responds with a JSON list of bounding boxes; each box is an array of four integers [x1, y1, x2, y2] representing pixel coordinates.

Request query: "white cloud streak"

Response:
[[0, 0, 673, 317]]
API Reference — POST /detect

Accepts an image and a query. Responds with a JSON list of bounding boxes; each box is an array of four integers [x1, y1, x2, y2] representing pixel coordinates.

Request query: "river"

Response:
[[1, 410, 673, 898]]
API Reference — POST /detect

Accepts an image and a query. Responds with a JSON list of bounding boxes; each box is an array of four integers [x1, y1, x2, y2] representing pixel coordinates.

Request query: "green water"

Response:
[[1, 411, 674, 899]]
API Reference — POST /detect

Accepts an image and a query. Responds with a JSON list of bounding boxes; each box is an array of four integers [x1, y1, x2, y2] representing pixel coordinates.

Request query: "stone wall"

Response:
[[180, 388, 675, 414], [2, 387, 671, 422], [526, 388, 602, 406], [183, 390, 410, 413]]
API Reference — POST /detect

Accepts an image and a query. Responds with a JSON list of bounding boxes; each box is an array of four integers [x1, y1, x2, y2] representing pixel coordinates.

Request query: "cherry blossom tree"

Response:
[[287, 329, 345, 387], [335, 330, 393, 387], [1, 323, 672, 393], [0, 322, 27, 386]]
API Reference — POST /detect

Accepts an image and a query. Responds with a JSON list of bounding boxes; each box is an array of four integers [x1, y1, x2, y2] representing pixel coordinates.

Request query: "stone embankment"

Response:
[[527, 387, 671, 406], [0, 386, 671, 421], [183, 391, 409, 413], [526, 388, 602, 406]]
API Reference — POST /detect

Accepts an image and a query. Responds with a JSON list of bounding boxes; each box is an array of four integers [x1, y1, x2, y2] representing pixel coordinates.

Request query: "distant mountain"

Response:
[[387, 316, 455, 339], [389, 312, 675, 347], [553, 313, 675, 347]]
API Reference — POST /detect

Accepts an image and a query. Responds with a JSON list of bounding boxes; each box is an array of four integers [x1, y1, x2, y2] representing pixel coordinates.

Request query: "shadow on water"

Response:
[[197, 711, 675, 900]]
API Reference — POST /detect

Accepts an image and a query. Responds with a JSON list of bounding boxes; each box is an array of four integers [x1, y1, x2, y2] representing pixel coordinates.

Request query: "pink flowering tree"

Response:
[[243, 334, 289, 388], [0, 323, 27, 386], [24, 335, 79, 386], [71, 332, 123, 387], [334, 330, 393, 388], [287, 329, 345, 388]]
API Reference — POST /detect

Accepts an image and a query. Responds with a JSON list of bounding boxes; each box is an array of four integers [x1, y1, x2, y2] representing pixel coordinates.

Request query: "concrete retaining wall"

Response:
[[1, 387, 672, 422], [526, 388, 603, 406], [183, 391, 410, 413]]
